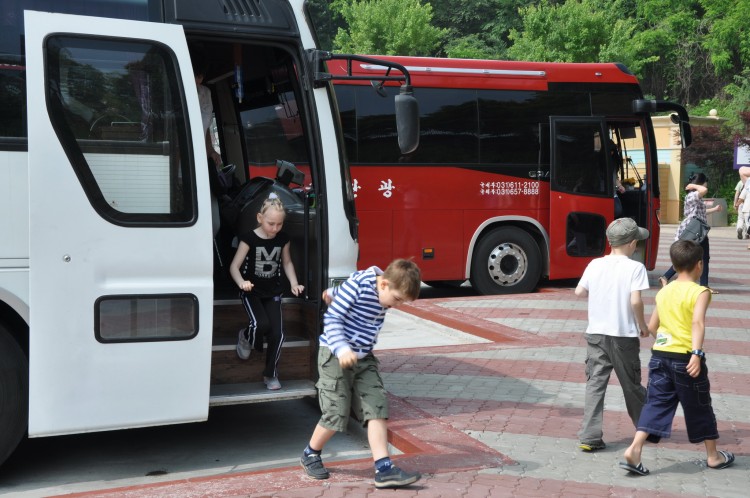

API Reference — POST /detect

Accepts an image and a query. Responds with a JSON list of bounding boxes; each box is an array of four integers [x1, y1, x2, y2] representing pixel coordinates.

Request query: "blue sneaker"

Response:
[[300, 453, 329, 480], [374, 465, 421, 488]]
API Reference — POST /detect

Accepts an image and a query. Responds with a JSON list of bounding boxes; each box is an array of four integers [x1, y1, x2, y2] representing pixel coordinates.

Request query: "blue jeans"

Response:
[[637, 354, 719, 443]]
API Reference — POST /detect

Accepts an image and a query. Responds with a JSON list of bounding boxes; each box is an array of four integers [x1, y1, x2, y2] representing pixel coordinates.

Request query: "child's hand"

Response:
[[290, 284, 305, 296], [322, 289, 332, 305], [239, 280, 254, 292], [338, 350, 358, 369], [686, 355, 702, 378]]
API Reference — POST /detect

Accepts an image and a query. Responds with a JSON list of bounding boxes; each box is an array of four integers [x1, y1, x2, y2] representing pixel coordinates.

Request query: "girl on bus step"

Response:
[[229, 194, 304, 390]]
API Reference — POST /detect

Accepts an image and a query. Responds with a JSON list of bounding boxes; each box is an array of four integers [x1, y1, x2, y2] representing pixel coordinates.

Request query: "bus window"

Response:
[[479, 91, 588, 167], [0, 0, 155, 142], [352, 86, 479, 165], [553, 123, 611, 197], [0, 63, 25, 139], [46, 36, 193, 222], [334, 85, 357, 163]]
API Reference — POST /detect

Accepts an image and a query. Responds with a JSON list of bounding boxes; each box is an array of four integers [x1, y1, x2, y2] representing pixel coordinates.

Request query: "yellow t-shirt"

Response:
[[653, 281, 711, 354]]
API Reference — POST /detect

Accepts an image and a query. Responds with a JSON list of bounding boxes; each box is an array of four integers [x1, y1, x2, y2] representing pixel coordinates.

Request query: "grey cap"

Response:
[[606, 217, 649, 246]]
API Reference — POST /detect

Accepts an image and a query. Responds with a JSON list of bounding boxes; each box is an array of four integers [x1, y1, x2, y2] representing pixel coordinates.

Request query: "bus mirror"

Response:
[[632, 99, 692, 148], [395, 85, 419, 154], [311, 51, 420, 153], [679, 122, 692, 148], [370, 80, 388, 97]]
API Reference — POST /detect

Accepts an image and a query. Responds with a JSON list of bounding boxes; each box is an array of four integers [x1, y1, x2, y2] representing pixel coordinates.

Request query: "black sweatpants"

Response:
[[239, 292, 284, 378]]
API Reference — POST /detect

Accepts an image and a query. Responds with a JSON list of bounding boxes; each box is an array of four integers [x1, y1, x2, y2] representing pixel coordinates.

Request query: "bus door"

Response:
[[549, 118, 614, 280], [25, 11, 213, 436]]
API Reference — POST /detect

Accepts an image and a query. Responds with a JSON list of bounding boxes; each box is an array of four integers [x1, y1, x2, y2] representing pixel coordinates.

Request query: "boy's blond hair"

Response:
[[382, 259, 421, 301]]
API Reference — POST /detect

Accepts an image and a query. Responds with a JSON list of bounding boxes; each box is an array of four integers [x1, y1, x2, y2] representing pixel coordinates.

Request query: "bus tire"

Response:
[[470, 227, 541, 295], [0, 324, 28, 466]]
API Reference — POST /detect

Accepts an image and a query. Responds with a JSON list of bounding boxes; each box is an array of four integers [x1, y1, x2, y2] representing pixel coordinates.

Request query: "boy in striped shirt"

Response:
[[300, 259, 422, 488]]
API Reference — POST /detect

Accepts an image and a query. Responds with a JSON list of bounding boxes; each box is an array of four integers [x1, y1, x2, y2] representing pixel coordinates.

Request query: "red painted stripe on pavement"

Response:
[[401, 300, 525, 343]]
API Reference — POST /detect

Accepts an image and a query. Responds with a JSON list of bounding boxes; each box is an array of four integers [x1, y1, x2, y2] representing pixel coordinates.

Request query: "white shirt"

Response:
[[578, 255, 649, 337], [740, 182, 750, 213], [197, 84, 213, 134]]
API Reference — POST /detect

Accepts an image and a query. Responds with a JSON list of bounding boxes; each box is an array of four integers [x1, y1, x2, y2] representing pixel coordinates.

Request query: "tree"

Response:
[[306, 0, 346, 51], [628, 1, 721, 105], [701, 0, 750, 78], [681, 124, 735, 191], [507, 0, 637, 63], [332, 0, 446, 56], [429, 0, 533, 59]]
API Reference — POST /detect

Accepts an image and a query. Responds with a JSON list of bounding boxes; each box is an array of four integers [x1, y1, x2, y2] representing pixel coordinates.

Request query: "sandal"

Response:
[[707, 450, 735, 470], [708, 288, 719, 295], [618, 461, 650, 476]]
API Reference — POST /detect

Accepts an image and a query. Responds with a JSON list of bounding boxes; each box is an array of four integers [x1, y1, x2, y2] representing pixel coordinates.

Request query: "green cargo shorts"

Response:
[[316, 346, 389, 432]]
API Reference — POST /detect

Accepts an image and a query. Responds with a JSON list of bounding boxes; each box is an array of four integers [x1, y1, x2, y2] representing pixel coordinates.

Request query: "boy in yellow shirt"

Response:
[[619, 240, 734, 475]]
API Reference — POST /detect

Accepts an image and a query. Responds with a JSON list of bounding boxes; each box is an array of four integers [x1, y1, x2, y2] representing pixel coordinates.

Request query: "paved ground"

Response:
[[45, 226, 750, 497]]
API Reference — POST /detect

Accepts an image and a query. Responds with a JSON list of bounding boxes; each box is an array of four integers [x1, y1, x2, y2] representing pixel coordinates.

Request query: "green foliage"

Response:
[[507, 0, 635, 63], [430, 0, 532, 58], [332, 0, 446, 56], [306, 0, 345, 51], [722, 70, 750, 132], [715, 177, 740, 225], [701, 0, 750, 77], [444, 35, 501, 60]]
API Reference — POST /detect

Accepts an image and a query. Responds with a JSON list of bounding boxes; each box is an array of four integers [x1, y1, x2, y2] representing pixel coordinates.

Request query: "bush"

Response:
[[715, 176, 740, 225]]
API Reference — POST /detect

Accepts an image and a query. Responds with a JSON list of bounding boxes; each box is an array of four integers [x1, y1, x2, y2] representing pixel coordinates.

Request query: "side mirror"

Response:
[[308, 51, 421, 154], [632, 99, 692, 148], [395, 85, 419, 155]]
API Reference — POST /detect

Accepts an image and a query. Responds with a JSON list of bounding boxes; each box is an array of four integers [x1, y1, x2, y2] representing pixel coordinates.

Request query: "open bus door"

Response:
[[25, 11, 214, 436], [548, 117, 614, 280]]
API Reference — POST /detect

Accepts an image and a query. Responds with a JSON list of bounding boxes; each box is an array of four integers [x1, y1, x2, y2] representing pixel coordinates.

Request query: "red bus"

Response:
[[330, 56, 692, 294]]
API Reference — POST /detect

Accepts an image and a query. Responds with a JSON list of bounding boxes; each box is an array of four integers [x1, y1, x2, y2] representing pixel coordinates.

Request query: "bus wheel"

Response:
[[470, 227, 541, 295], [0, 324, 28, 466]]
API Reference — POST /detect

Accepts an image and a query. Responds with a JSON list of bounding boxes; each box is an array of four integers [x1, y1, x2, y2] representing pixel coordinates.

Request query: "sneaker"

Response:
[[738, 226, 744, 239], [579, 441, 606, 452], [236, 329, 251, 360], [300, 453, 329, 479], [374, 465, 421, 488], [264, 376, 281, 390]]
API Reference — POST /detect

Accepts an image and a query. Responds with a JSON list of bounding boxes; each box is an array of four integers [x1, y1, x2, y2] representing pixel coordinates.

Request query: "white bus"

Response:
[[0, 0, 417, 466]]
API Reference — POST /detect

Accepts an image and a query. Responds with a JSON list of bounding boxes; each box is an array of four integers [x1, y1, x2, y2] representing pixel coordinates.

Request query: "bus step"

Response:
[[209, 380, 317, 406], [211, 342, 313, 385], [211, 338, 309, 351]]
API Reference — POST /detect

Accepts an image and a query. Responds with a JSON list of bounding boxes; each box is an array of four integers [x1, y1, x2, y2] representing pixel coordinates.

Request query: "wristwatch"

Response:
[[691, 349, 705, 358]]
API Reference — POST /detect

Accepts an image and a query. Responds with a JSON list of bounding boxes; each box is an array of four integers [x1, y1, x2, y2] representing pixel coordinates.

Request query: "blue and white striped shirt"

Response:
[[320, 267, 386, 359]]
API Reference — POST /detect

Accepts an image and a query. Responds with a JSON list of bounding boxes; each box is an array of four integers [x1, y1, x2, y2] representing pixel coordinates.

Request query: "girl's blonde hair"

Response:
[[258, 194, 285, 217]]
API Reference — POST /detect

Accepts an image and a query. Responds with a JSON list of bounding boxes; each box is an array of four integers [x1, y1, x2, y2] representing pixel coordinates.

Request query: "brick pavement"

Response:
[[59, 226, 748, 497]]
